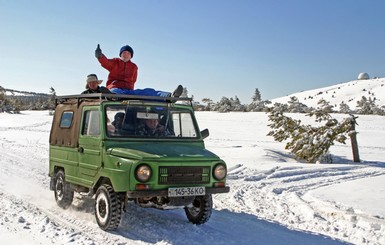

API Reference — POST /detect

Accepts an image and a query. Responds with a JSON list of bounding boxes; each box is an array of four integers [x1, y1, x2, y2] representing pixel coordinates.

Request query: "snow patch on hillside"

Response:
[[271, 78, 385, 110]]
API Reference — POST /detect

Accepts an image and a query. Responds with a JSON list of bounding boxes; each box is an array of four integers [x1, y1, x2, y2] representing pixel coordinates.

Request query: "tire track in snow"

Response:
[[219, 163, 385, 244], [0, 192, 98, 245], [0, 121, 51, 132]]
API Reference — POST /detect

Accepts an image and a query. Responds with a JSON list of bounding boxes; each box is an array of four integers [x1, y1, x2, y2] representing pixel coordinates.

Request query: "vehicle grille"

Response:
[[159, 166, 210, 185]]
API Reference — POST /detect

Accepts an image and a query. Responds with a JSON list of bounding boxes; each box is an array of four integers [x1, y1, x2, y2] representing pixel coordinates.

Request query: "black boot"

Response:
[[172, 85, 183, 97]]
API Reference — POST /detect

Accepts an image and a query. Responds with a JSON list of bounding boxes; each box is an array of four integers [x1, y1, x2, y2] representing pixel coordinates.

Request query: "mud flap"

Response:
[[49, 177, 55, 191]]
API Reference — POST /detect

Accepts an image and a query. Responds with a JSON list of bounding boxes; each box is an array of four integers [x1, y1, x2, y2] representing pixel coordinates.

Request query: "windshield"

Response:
[[105, 105, 199, 138]]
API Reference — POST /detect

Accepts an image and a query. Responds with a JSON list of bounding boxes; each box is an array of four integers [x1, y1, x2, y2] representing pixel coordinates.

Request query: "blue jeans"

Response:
[[109, 88, 171, 97]]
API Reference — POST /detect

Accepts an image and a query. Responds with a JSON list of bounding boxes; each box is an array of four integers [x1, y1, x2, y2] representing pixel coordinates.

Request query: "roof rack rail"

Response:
[[55, 93, 193, 105]]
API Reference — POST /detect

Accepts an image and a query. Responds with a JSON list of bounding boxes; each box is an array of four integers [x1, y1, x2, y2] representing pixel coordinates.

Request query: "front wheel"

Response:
[[184, 194, 213, 225], [54, 170, 74, 209], [95, 184, 122, 230]]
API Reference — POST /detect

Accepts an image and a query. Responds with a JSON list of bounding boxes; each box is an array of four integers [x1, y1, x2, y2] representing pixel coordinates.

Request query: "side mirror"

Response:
[[201, 128, 209, 139]]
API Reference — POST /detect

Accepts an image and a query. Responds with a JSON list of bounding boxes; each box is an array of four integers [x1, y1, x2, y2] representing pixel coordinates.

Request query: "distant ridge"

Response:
[[3, 78, 385, 111], [0, 87, 53, 111], [3, 88, 50, 97]]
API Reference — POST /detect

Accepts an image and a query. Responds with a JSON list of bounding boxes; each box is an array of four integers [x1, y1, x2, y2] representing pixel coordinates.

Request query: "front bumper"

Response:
[[126, 186, 230, 198]]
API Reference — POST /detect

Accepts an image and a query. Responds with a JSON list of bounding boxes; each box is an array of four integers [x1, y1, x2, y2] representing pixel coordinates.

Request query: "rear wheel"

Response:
[[184, 194, 212, 224], [54, 170, 74, 209], [95, 184, 122, 230]]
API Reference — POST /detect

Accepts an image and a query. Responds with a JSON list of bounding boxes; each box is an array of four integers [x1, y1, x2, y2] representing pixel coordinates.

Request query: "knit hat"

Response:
[[85, 74, 102, 88], [119, 45, 134, 57], [114, 112, 125, 120]]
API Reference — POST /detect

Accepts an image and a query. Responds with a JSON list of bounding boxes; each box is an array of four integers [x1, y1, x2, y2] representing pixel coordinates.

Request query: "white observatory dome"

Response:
[[358, 72, 370, 80]]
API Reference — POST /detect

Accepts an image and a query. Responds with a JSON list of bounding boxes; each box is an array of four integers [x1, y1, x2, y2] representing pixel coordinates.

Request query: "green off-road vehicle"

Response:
[[49, 93, 229, 230]]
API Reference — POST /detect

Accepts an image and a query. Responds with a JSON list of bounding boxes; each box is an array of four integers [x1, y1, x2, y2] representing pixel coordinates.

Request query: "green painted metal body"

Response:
[[49, 94, 228, 195]]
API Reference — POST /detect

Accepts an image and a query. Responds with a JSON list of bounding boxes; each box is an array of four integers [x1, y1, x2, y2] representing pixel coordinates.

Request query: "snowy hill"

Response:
[[271, 77, 385, 110]]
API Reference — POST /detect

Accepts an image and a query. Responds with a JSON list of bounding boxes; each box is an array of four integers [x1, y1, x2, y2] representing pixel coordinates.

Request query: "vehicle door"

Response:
[[78, 107, 102, 186]]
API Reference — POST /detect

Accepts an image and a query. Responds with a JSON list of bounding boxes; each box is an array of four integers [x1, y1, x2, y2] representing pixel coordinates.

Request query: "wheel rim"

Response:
[[188, 199, 202, 216], [96, 192, 109, 224], [55, 177, 64, 201]]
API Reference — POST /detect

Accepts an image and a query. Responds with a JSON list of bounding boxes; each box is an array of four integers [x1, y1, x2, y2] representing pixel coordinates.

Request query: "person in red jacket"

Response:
[[95, 44, 182, 97]]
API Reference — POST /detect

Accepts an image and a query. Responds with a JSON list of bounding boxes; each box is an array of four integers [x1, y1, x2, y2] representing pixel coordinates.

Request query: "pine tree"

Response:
[[202, 98, 214, 111], [49, 87, 56, 110], [0, 86, 5, 112], [216, 96, 232, 112], [13, 98, 22, 114], [356, 96, 372, 114], [252, 88, 261, 102], [267, 101, 356, 163], [246, 100, 271, 112], [231, 96, 245, 111], [287, 96, 310, 113], [356, 96, 384, 115], [317, 99, 334, 113], [339, 101, 351, 114], [213, 96, 245, 112], [247, 88, 271, 112]]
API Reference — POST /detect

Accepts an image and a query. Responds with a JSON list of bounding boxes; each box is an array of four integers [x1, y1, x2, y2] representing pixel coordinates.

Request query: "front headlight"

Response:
[[135, 164, 152, 182], [213, 164, 227, 180]]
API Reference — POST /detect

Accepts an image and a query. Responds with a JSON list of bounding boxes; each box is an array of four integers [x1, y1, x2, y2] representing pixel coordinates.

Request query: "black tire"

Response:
[[184, 194, 213, 225], [95, 184, 122, 231], [54, 170, 74, 209]]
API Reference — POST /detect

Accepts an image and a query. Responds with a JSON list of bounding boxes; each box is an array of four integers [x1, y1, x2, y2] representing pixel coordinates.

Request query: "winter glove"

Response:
[[95, 44, 102, 58]]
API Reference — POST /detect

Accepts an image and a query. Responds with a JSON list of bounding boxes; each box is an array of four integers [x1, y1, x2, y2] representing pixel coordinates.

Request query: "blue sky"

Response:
[[1, 0, 384, 103]]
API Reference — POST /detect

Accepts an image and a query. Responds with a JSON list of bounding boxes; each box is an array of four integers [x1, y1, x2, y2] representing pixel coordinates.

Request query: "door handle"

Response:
[[78, 147, 84, 153]]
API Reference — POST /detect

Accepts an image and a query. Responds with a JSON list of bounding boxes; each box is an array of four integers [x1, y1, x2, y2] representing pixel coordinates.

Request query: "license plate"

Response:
[[168, 187, 205, 197]]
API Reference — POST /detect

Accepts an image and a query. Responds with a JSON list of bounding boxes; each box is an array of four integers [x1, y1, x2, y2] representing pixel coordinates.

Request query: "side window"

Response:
[[172, 113, 197, 137], [106, 108, 127, 136], [82, 110, 100, 136], [60, 111, 73, 128]]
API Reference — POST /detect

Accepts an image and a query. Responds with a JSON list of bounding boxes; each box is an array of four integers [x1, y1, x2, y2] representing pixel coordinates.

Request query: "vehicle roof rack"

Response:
[[55, 93, 193, 106]]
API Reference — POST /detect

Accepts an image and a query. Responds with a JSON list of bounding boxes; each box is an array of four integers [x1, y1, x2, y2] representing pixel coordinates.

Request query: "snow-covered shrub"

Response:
[[246, 100, 271, 112], [213, 96, 245, 112], [339, 101, 352, 114], [287, 96, 311, 113], [356, 96, 385, 115]]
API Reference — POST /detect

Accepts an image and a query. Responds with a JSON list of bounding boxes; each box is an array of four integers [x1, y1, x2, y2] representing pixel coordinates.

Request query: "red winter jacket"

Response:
[[98, 55, 138, 90]]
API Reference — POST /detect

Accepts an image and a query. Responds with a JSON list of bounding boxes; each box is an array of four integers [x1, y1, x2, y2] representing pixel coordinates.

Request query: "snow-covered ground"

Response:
[[0, 110, 384, 244]]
